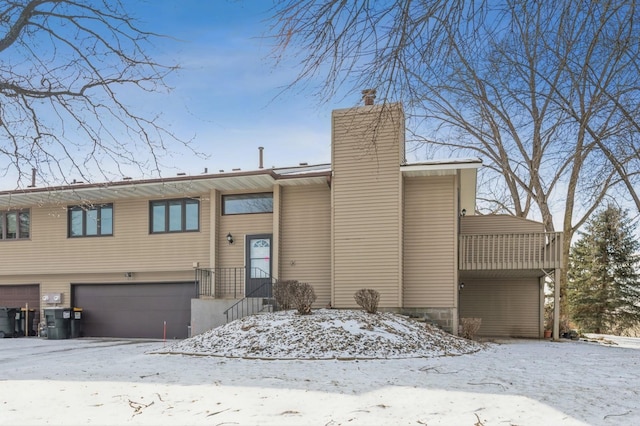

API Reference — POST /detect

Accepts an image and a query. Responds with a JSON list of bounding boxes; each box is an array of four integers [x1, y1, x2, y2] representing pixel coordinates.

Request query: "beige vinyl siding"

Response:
[[331, 104, 404, 308], [459, 278, 541, 338], [2, 267, 198, 311], [217, 212, 273, 269], [1, 197, 210, 275], [403, 176, 457, 308], [280, 185, 331, 307], [69, 270, 194, 283], [461, 214, 544, 234]]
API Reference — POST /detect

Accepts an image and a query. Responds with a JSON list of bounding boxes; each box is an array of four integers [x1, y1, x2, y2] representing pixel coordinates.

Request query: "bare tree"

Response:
[[269, 0, 640, 314], [0, 0, 192, 186]]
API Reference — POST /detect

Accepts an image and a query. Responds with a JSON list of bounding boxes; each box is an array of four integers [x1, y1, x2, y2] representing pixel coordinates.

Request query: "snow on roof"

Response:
[[272, 163, 332, 176]]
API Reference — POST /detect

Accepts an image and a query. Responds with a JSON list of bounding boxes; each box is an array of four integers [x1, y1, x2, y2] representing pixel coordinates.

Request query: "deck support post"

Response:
[[553, 268, 560, 341]]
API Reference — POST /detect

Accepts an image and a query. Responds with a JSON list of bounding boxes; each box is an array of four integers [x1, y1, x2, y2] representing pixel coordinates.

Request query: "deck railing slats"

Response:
[[459, 232, 563, 270]]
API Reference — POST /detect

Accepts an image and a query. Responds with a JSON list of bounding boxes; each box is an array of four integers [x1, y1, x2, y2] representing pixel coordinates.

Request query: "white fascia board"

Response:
[[401, 159, 482, 174]]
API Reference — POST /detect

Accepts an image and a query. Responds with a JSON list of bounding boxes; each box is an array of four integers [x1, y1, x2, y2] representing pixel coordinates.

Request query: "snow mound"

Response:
[[160, 309, 484, 359]]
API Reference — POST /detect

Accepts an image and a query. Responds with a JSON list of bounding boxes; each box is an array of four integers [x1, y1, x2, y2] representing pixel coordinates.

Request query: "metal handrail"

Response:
[[194, 267, 279, 323], [223, 269, 279, 323], [223, 280, 278, 323], [195, 267, 245, 298]]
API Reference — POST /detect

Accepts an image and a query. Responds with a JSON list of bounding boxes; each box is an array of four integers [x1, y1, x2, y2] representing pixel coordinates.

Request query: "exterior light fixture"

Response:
[[226, 232, 234, 244], [459, 283, 465, 290], [460, 208, 467, 217]]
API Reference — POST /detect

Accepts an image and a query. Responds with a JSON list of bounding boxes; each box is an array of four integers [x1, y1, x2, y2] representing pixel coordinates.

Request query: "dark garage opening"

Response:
[[72, 282, 195, 339], [0, 284, 40, 333]]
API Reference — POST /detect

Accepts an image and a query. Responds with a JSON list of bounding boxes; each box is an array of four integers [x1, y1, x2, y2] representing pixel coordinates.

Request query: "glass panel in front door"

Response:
[[250, 238, 270, 278]]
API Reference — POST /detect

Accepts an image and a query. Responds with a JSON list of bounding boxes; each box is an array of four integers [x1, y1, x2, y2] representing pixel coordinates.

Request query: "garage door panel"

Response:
[[0, 284, 40, 330], [460, 278, 540, 338], [73, 282, 194, 339]]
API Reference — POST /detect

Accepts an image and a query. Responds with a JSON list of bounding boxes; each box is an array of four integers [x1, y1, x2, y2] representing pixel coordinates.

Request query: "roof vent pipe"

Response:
[[28, 167, 36, 187], [258, 146, 264, 169], [362, 89, 376, 105]]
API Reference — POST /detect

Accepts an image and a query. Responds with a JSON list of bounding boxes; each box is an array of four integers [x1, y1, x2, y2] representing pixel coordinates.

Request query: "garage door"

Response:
[[72, 282, 195, 339], [459, 278, 540, 338], [0, 284, 40, 331]]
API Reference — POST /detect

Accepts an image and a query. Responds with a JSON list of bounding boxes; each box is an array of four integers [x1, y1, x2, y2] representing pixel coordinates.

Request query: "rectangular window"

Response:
[[6, 212, 17, 239], [0, 210, 30, 240], [19, 212, 30, 238], [68, 204, 113, 238], [150, 198, 199, 233], [222, 193, 273, 215]]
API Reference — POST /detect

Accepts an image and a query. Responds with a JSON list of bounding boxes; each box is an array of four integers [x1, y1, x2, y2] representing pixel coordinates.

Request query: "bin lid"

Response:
[[73, 307, 83, 312]]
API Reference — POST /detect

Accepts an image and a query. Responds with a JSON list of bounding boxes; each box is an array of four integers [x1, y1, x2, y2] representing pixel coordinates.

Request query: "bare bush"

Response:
[[273, 280, 297, 310], [290, 282, 317, 315], [354, 288, 380, 314], [460, 318, 482, 340]]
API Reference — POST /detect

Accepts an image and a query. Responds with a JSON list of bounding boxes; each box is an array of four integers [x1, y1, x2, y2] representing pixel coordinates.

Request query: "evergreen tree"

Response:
[[568, 205, 640, 334]]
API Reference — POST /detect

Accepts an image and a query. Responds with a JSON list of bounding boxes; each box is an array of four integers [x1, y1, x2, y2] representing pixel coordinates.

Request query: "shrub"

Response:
[[354, 288, 380, 314], [460, 317, 482, 340], [290, 282, 317, 315], [273, 280, 297, 310]]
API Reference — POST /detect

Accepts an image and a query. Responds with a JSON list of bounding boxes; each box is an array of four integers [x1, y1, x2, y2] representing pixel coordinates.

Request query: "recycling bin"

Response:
[[15, 308, 37, 337], [70, 307, 83, 338], [0, 307, 17, 338], [44, 307, 71, 340]]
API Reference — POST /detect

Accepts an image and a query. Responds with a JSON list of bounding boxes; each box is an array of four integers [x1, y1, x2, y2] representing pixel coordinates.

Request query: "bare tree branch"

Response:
[[268, 0, 640, 318], [0, 0, 197, 186]]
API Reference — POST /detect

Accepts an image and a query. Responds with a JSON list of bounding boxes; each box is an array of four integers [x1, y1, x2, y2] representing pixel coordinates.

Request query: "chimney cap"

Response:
[[362, 88, 376, 105]]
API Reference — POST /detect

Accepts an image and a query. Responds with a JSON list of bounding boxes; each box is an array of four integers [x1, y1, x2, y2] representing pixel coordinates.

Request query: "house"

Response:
[[0, 99, 562, 340]]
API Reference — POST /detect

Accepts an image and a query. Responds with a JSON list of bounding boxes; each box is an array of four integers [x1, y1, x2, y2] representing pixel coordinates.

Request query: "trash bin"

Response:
[[70, 307, 83, 338], [0, 307, 18, 338], [15, 308, 37, 337], [44, 308, 71, 340]]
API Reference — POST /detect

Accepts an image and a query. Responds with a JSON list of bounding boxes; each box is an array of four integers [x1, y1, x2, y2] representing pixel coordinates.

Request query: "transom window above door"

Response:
[[222, 193, 273, 215]]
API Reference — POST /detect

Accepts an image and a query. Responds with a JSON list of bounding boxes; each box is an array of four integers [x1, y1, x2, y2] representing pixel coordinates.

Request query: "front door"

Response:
[[245, 234, 272, 297]]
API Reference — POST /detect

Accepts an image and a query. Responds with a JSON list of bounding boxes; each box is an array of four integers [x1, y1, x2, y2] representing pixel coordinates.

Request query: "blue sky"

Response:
[[125, 0, 353, 176], [131, 1, 639, 239]]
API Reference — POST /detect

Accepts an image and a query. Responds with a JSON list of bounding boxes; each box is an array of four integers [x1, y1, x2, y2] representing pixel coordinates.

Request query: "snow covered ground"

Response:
[[0, 309, 639, 425], [160, 310, 484, 359]]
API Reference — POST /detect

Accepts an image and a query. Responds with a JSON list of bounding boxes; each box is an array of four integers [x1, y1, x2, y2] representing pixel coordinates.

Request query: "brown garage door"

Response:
[[0, 284, 40, 332], [72, 282, 195, 339], [459, 278, 541, 338]]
